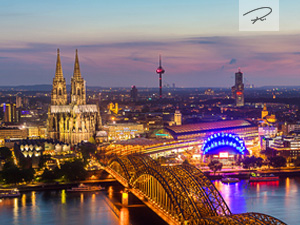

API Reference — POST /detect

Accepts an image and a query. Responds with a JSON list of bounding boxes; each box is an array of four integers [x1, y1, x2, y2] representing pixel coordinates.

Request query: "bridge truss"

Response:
[[105, 154, 286, 225]]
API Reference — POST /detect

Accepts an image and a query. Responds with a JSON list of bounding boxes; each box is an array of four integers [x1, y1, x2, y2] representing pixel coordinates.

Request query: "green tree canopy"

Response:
[[79, 142, 97, 163], [2, 162, 22, 184], [2, 162, 35, 184], [269, 156, 286, 168], [294, 156, 300, 167], [242, 156, 264, 169], [60, 159, 87, 181], [208, 160, 223, 175], [0, 147, 12, 162]]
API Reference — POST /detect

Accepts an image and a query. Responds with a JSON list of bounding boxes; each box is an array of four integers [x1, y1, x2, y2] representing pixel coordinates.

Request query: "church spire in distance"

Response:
[[55, 48, 63, 79], [73, 49, 81, 79]]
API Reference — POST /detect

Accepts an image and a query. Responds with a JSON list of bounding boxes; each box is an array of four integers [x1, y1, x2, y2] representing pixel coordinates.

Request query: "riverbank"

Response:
[[2, 167, 300, 191], [0, 178, 117, 192], [207, 167, 300, 180]]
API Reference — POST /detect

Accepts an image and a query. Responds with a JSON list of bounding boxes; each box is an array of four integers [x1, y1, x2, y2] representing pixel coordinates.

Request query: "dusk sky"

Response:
[[1, 0, 300, 87]]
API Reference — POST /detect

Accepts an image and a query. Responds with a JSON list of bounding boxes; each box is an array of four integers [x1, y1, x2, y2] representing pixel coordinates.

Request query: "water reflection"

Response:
[[119, 207, 129, 225], [80, 193, 84, 204], [0, 190, 119, 225], [108, 186, 113, 199], [213, 178, 300, 224], [214, 180, 247, 213], [2, 179, 300, 225], [13, 197, 18, 224], [61, 190, 66, 204]]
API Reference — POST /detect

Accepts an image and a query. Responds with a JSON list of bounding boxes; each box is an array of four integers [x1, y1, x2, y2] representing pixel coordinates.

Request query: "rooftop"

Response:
[[165, 120, 255, 135]]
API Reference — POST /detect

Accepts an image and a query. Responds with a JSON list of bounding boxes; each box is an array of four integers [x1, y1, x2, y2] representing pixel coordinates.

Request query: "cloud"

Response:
[[2, 34, 300, 87], [229, 58, 237, 64]]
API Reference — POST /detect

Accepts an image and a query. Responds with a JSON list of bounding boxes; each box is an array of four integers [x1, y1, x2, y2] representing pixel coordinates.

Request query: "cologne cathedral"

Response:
[[47, 49, 102, 145]]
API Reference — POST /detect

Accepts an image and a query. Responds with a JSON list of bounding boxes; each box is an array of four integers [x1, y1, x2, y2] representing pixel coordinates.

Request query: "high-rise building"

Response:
[[47, 49, 102, 145], [4, 103, 20, 123], [130, 85, 138, 102], [23, 97, 29, 108], [174, 110, 182, 126], [231, 68, 244, 107], [16, 96, 22, 108]]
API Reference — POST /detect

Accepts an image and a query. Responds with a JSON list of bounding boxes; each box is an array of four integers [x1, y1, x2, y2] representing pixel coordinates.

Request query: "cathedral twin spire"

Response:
[[51, 49, 86, 106], [55, 49, 64, 80], [73, 49, 82, 79]]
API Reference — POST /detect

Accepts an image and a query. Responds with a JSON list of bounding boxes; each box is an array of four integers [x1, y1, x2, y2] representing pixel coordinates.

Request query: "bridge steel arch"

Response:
[[181, 163, 231, 217], [106, 154, 287, 225]]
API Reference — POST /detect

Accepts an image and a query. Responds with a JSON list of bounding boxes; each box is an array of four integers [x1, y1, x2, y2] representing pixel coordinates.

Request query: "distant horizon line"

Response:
[[0, 84, 299, 89]]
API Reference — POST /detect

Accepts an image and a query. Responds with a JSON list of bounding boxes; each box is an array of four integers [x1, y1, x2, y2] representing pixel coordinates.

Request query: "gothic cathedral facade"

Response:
[[47, 49, 102, 145]]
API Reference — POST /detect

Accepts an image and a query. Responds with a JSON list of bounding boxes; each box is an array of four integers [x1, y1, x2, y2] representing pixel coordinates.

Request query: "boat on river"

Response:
[[0, 189, 20, 198], [249, 173, 279, 182], [221, 177, 239, 184], [67, 183, 105, 192]]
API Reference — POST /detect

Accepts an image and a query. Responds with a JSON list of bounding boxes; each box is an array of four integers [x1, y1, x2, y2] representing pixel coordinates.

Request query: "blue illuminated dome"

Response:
[[202, 132, 247, 155]]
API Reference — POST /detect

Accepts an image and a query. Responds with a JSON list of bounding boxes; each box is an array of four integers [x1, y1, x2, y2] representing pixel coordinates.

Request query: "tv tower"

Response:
[[156, 55, 165, 99]]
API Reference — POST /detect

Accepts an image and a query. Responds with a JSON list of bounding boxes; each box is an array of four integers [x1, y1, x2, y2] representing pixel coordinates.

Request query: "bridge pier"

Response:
[[122, 189, 129, 206]]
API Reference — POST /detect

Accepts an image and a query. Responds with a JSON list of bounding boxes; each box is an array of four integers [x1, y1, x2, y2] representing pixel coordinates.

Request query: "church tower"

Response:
[[51, 49, 67, 105], [71, 49, 86, 105], [261, 103, 269, 119], [48, 49, 102, 145]]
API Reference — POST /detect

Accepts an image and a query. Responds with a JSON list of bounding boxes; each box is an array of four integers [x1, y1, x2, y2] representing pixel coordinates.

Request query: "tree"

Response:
[[0, 147, 12, 162], [242, 156, 264, 169], [1, 162, 35, 184], [269, 156, 286, 168], [294, 156, 300, 167], [38, 154, 52, 169], [2, 162, 23, 184], [79, 142, 96, 164], [21, 168, 35, 183], [41, 168, 59, 181], [261, 147, 276, 158], [256, 157, 264, 168], [60, 159, 87, 181], [208, 160, 223, 175]]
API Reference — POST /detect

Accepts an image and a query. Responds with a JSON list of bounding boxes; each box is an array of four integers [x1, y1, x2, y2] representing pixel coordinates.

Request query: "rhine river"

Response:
[[0, 177, 299, 225]]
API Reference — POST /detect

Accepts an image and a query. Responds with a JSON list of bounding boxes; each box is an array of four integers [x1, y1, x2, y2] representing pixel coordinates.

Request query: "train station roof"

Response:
[[164, 120, 256, 139]]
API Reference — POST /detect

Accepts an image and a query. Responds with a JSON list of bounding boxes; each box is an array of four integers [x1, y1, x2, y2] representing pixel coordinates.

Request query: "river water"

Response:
[[0, 178, 299, 225], [213, 177, 300, 224]]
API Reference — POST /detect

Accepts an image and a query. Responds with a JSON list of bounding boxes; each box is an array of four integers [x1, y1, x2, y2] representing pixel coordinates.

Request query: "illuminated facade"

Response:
[[231, 68, 244, 107], [148, 120, 258, 159], [47, 49, 102, 145], [202, 132, 248, 162], [105, 123, 145, 141], [269, 136, 300, 159], [261, 103, 268, 119], [174, 110, 182, 126], [0, 127, 28, 140], [4, 103, 20, 123], [0, 127, 28, 147]]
